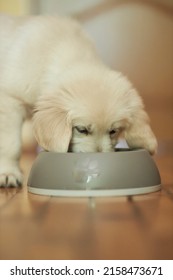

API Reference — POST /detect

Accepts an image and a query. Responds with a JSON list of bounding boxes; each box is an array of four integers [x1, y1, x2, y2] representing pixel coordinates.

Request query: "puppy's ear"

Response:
[[124, 112, 157, 155], [123, 91, 157, 155], [33, 95, 72, 152]]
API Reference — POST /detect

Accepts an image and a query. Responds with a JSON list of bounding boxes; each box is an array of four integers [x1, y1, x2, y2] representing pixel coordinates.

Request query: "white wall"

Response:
[[83, 3, 173, 98], [37, 0, 102, 15]]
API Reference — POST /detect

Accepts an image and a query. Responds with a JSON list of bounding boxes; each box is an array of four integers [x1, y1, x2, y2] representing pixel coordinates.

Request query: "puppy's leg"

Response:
[[0, 96, 25, 187]]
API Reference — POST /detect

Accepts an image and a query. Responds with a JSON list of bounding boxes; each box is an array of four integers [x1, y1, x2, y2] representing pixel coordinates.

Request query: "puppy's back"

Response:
[[0, 15, 99, 102], [0, 14, 97, 66]]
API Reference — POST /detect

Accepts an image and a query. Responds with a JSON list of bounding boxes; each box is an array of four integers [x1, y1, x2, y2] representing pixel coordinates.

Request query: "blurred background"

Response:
[[0, 0, 173, 152]]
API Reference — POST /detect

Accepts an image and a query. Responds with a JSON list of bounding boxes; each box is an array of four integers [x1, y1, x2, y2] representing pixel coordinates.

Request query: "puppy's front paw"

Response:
[[0, 161, 23, 187]]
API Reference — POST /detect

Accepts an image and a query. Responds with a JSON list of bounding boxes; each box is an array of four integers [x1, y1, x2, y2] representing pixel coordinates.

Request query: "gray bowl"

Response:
[[27, 149, 161, 197]]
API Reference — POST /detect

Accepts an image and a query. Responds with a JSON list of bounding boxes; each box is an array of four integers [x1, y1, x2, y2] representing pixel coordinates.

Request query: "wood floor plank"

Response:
[[0, 188, 20, 209]]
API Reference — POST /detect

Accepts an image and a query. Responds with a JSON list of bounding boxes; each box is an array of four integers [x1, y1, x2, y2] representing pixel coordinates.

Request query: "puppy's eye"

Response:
[[109, 129, 117, 135], [75, 126, 89, 135]]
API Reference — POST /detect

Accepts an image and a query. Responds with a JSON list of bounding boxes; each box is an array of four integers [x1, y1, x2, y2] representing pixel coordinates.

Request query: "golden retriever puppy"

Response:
[[0, 15, 157, 187]]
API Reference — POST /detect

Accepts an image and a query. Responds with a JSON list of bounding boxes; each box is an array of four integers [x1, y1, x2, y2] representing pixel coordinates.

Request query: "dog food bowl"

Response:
[[27, 149, 161, 197]]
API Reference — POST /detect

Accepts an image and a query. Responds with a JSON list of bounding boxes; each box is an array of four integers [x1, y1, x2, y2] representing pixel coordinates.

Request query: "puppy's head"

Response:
[[33, 68, 157, 154]]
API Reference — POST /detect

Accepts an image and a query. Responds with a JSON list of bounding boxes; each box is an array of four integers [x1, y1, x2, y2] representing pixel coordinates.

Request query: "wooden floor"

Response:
[[0, 142, 173, 260]]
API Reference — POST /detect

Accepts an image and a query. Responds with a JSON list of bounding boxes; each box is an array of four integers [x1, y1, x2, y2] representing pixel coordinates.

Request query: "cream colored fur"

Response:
[[0, 14, 157, 187]]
